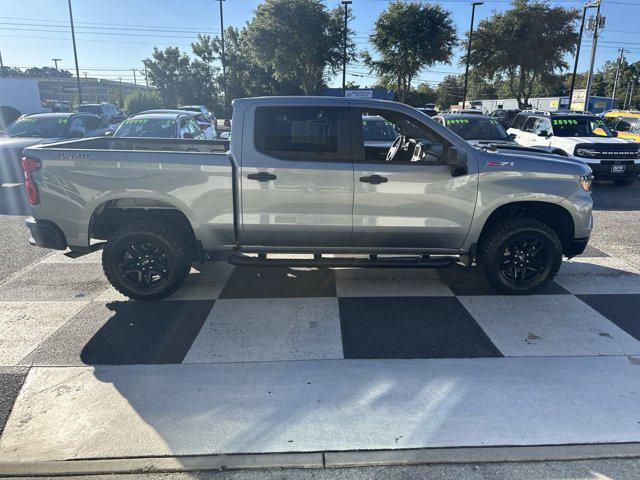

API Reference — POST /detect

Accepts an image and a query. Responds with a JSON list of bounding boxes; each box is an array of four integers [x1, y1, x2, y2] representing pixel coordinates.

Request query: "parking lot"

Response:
[[1, 180, 640, 470]]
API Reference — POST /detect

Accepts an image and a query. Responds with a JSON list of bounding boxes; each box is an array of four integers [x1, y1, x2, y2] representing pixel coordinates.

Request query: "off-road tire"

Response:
[[102, 220, 191, 301], [477, 217, 563, 294]]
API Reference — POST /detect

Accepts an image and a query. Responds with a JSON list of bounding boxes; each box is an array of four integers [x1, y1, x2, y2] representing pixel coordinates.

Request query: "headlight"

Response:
[[579, 174, 593, 192]]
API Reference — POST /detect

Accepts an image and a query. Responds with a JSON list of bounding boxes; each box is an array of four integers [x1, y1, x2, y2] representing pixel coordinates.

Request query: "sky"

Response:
[[1, 0, 639, 90]]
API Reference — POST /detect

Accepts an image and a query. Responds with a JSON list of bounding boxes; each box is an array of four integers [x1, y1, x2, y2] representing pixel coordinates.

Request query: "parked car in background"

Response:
[[488, 108, 521, 129], [0, 112, 108, 184], [435, 114, 517, 147], [76, 102, 126, 126], [114, 112, 206, 139], [508, 111, 640, 185], [602, 110, 640, 142], [179, 105, 218, 137], [139, 109, 217, 139]]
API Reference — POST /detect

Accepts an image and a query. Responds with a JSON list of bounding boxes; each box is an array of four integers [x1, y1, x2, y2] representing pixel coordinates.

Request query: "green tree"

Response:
[[406, 83, 437, 107], [123, 89, 164, 115], [436, 75, 464, 109], [364, 1, 456, 103], [243, 0, 354, 95], [466, 0, 579, 109]]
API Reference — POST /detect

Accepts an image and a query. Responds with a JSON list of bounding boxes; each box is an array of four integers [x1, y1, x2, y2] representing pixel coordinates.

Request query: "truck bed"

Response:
[[24, 136, 236, 251]]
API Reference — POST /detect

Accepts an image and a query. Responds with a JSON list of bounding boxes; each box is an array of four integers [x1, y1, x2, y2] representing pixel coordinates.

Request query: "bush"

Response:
[[123, 90, 164, 115]]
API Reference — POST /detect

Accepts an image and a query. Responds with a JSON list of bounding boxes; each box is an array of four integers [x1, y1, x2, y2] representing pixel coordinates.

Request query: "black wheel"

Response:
[[477, 217, 563, 294], [102, 220, 191, 301], [614, 179, 635, 186]]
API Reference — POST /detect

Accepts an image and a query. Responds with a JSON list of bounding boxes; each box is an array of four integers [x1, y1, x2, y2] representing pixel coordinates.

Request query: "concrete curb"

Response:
[[1, 443, 640, 477]]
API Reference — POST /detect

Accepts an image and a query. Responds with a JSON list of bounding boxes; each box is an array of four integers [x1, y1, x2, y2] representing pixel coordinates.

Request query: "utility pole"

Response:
[[612, 47, 624, 107], [584, 0, 603, 113], [341, 1, 352, 97], [569, 2, 598, 109], [67, 0, 83, 104], [462, 2, 483, 109], [628, 76, 636, 110], [623, 80, 631, 109], [52, 58, 61, 72], [217, 0, 228, 122], [143, 63, 149, 87], [132, 69, 137, 85], [0, 49, 4, 78]]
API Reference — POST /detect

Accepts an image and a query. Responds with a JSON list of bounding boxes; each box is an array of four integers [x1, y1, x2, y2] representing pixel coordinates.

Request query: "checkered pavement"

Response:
[[2, 244, 640, 368]]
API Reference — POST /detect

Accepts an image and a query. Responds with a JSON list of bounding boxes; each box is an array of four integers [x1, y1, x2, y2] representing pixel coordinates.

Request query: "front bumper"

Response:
[[566, 237, 590, 258], [587, 161, 639, 181], [25, 217, 68, 250]]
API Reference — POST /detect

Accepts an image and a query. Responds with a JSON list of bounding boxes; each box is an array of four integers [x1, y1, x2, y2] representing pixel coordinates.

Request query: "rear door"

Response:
[[350, 107, 478, 249], [517, 116, 538, 146], [240, 104, 353, 247]]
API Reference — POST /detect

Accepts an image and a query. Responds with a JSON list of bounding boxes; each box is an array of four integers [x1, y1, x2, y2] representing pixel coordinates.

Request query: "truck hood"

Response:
[[553, 136, 635, 147], [478, 148, 591, 176]]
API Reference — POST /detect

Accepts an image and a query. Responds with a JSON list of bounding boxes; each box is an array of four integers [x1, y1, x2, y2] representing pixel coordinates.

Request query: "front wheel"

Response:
[[102, 220, 191, 301], [477, 217, 563, 294]]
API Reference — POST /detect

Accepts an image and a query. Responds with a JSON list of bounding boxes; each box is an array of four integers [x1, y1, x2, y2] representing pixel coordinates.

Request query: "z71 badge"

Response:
[[486, 161, 515, 167]]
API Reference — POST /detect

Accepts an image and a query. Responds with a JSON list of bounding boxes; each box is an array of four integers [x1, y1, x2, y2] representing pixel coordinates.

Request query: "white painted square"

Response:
[[94, 262, 234, 301], [0, 301, 89, 365], [459, 295, 640, 357], [556, 257, 640, 294], [183, 297, 343, 363], [335, 268, 454, 297]]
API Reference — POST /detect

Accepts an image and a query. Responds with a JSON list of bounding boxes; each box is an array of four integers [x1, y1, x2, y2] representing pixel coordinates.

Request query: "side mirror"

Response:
[[612, 131, 618, 137], [445, 146, 468, 176], [508, 133, 517, 140], [538, 130, 550, 137], [182, 132, 194, 139]]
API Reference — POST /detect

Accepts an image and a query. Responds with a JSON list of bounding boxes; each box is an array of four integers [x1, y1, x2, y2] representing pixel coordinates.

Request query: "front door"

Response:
[[240, 104, 354, 247], [350, 108, 478, 250]]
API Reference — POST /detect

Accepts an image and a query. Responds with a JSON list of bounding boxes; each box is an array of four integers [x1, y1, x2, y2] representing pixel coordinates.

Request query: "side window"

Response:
[[604, 116, 619, 128], [511, 114, 526, 130], [357, 110, 448, 165], [534, 118, 551, 135], [616, 120, 632, 132], [178, 117, 190, 138], [188, 118, 202, 137], [68, 117, 85, 135], [254, 106, 348, 161], [521, 117, 538, 133], [82, 116, 100, 132]]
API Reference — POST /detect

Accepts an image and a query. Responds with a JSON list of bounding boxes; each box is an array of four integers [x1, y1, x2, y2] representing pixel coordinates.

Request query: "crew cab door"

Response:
[[350, 108, 478, 249], [240, 104, 353, 247], [528, 118, 553, 147]]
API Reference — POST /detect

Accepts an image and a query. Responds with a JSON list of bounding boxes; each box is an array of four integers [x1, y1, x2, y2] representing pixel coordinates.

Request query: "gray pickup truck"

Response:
[[22, 96, 594, 300]]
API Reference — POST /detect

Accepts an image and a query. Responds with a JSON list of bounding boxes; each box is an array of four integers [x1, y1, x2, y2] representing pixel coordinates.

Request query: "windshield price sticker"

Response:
[[553, 119, 578, 125], [17, 118, 38, 124], [125, 118, 149, 124], [446, 119, 470, 124]]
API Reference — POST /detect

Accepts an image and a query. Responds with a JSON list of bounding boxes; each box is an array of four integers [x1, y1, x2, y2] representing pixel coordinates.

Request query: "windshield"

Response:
[[1, 117, 69, 138], [444, 117, 509, 141], [362, 119, 397, 141], [114, 118, 177, 138], [552, 117, 613, 137], [617, 117, 640, 134], [76, 105, 102, 115]]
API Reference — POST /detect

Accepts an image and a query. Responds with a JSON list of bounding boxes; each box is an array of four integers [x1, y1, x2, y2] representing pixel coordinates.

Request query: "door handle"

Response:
[[247, 172, 277, 182], [359, 175, 388, 185]]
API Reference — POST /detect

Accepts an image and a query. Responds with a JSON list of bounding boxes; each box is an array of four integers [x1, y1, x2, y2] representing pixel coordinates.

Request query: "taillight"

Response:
[[21, 157, 42, 205]]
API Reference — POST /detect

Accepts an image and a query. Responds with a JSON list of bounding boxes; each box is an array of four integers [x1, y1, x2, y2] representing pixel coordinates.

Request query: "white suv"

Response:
[[508, 111, 640, 185]]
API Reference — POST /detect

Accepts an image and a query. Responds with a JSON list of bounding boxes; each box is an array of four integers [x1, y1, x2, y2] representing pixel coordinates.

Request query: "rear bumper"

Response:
[[25, 217, 68, 250], [588, 162, 639, 181]]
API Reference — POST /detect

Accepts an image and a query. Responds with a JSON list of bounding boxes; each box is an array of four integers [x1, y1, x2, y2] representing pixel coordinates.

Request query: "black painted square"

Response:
[[577, 294, 640, 341], [339, 297, 503, 359], [22, 301, 214, 365], [437, 264, 569, 296], [219, 266, 336, 299]]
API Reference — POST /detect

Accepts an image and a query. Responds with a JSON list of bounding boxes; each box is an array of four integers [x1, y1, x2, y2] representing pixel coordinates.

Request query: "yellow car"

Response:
[[603, 110, 640, 141]]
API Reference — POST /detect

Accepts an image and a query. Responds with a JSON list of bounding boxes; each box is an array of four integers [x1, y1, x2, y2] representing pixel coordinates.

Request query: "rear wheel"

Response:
[[477, 217, 563, 294], [102, 220, 191, 301]]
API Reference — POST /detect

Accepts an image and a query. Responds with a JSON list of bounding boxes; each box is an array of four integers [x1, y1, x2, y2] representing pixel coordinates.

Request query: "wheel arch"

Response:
[[477, 201, 575, 256]]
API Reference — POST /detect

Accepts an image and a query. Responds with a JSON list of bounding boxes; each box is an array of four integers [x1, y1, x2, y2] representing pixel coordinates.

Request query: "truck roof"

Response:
[[24, 112, 77, 119], [127, 112, 182, 120]]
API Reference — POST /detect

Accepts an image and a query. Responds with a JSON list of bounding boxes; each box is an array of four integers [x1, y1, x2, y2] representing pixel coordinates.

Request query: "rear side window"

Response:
[[522, 117, 538, 133], [510, 114, 527, 130], [255, 106, 348, 160]]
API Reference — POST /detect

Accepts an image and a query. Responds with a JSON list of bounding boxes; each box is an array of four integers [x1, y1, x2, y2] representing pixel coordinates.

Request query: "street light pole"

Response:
[[67, 0, 83, 104], [612, 47, 624, 107], [217, 0, 228, 121], [0, 50, 4, 79], [584, 0, 602, 112], [132, 69, 137, 85], [462, 1, 483, 109], [341, 1, 352, 97]]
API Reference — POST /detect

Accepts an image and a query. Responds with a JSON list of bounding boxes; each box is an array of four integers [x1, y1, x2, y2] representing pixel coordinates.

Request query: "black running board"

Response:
[[227, 254, 454, 269]]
